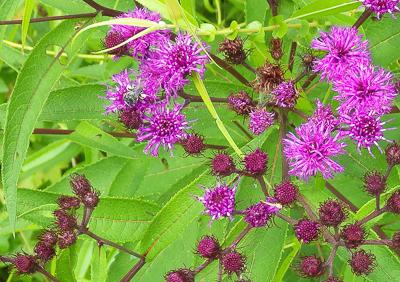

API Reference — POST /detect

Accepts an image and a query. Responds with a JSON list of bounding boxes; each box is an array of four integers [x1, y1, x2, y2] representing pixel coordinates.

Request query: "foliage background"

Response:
[[0, 0, 399, 281]]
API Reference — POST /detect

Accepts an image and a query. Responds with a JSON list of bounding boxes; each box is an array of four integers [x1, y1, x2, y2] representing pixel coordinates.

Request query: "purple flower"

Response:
[[108, 8, 170, 58], [361, 0, 400, 18], [137, 103, 189, 156], [341, 110, 391, 154], [249, 108, 275, 135], [284, 121, 346, 180], [311, 26, 370, 81], [196, 183, 236, 220], [140, 32, 209, 98], [334, 64, 397, 115], [104, 70, 154, 114], [309, 100, 339, 130], [244, 198, 281, 227], [271, 81, 298, 108]]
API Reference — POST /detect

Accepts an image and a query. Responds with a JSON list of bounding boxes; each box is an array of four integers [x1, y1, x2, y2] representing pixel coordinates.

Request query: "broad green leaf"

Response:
[[0, 45, 26, 72], [1, 18, 95, 230], [21, 0, 35, 49], [67, 121, 137, 159], [0, 0, 23, 41], [289, 0, 360, 21], [365, 15, 400, 67], [39, 0, 92, 14], [56, 247, 78, 282], [91, 245, 108, 282], [245, 0, 269, 23], [17, 189, 160, 243], [273, 240, 301, 282]]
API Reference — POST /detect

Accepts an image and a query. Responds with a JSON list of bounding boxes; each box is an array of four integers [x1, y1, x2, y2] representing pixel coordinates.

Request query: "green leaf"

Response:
[[273, 240, 301, 282], [289, 0, 360, 21], [365, 15, 400, 67], [67, 122, 137, 159], [56, 247, 77, 282], [1, 18, 95, 230], [245, 0, 268, 23], [0, 0, 23, 41], [91, 245, 108, 282], [21, 0, 35, 50]]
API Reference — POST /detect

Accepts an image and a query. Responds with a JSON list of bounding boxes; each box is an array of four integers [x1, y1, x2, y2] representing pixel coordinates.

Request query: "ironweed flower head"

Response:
[[39, 230, 58, 246], [244, 198, 281, 227], [53, 209, 77, 231], [218, 37, 248, 65], [271, 81, 298, 108], [318, 199, 347, 227], [57, 196, 80, 210], [284, 121, 346, 180], [34, 242, 55, 262], [119, 107, 143, 130], [108, 8, 170, 58], [341, 223, 366, 248], [228, 91, 255, 116], [13, 254, 36, 274], [333, 64, 397, 115], [311, 26, 370, 81], [249, 108, 275, 135], [386, 190, 400, 214], [103, 31, 128, 57], [363, 171, 386, 196], [137, 103, 189, 157], [361, 0, 400, 18], [165, 269, 195, 282], [243, 148, 268, 176], [386, 142, 400, 166], [81, 190, 100, 208], [196, 235, 221, 259], [349, 250, 376, 276], [295, 219, 320, 243], [196, 183, 236, 221], [58, 230, 77, 249], [180, 133, 206, 156], [140, 32, 209, 99], [70, 174, 92, 197], [221, 250, 246, 275], [309, 99, 339, 130], [298, 255, 325, 278], [211, 152, 236, 176], [253, 62, 285, 93], [273, 181, 298, 206]]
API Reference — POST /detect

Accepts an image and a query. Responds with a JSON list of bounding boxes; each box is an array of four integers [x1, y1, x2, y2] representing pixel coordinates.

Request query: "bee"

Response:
[[124, 84, 146, 106]]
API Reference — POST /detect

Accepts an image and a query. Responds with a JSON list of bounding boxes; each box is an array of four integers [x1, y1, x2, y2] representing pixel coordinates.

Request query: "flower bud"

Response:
[[38, 230, 58, 246], [57, 196, 81, 210], [318, 200, 346, 227], [340, 223, 366, 249], [13, 254, 36, 274], [243, 148, 268, 177], [386, 142, 400, 166], [363, 171, 386, 196], [298, 255, 325, 278], [295, 219, 319, 243], [81, 191, 100, 208], [58, 230, 77, 249], [386, 190, 400, 214], [270, 38, 283, 60], [70, 174, 92, 198], [211, 152, 236, 176], [227, 91, 255, 116], [34, 242, 55, 262], [349, 250, 376, 276], [253, 62, 284, 93], [218, 37, 247, 65], [244, 199, 280, 228], [221, 250, 246, 275], [104, 31, 128, 57], [196, 235, 221, 259], [274, 181, 298, 206], [119, 107, 142, 130], [54, 209, 77, 231], [180, 133, 206, 155], [164, 268, 195, 282]]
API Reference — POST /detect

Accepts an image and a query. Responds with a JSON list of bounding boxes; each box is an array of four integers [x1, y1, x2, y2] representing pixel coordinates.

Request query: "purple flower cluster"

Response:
[[361, 0, 400, 18], [103, 8, 209, 157], [285, 25, 398, 180]]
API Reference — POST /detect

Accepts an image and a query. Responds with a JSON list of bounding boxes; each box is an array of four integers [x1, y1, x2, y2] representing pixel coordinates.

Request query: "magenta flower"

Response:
[[249, 108, 275, 135], [311, 26, 370, 81], [284, 121, 346, 180], [105, 70, 135, 113], [137, 103, 189, 156], [244, 198, 281, 227], [334, 65, 397, 115], [361, 0, 400, 18], [196, 183, 236, 221], [271, 81, 298, 108], [107, 8, 170, 58], [309, 100, 339, 130], [140, 32, 209, 98], [341, 110, 392, 154]]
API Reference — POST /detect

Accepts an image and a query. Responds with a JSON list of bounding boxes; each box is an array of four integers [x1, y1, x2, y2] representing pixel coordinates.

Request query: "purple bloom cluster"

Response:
[[361, 0, 400, 18], [271, 80, 298, 108], [103, 8, 209, 157], [249, 108, 275, 135]]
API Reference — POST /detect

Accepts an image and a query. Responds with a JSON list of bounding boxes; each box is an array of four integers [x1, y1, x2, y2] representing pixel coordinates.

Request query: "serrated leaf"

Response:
[[1, 18, 95, 230]]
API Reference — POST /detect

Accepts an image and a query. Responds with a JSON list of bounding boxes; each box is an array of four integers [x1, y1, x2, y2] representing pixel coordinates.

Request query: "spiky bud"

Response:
[[341, 223, 366, 249], [318, 200, 346, 227], [57, 196, 80, 210], [270, 38, 283, 60], [196, 235, 221, 259], [218, 37, 247, 65], [391, 231, 400, 249], [119, 107, 142, 130], [227, 91, 255, 116], [386, 142, 400, 166], [244, 199, 280, 227], [58, 230, 77, 249], [273, 181, 298, 206], [386, 190, 400, 214], [324, 277, 343, 282], [164, 268, 195, 282], [38, 230, 58, 246], [104, 31, 128, 56], [243, 148, 268, 176], [70, 174, 92, 198], [363, 171, 386, 196], [301, 53, 315, 71], [221, 250, 246, 275], [211, 152, 236, 176], [34, 242, 55, 262], [295, 219, 319, 243], [298, 255, 325, 277], [253, 62, 284, 93], [349, 250, 376, 276], [81, 191, 100, 208], [180, 133, 206, 155], [54, 209, 77, 231], [13, 254, 36, 274]]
